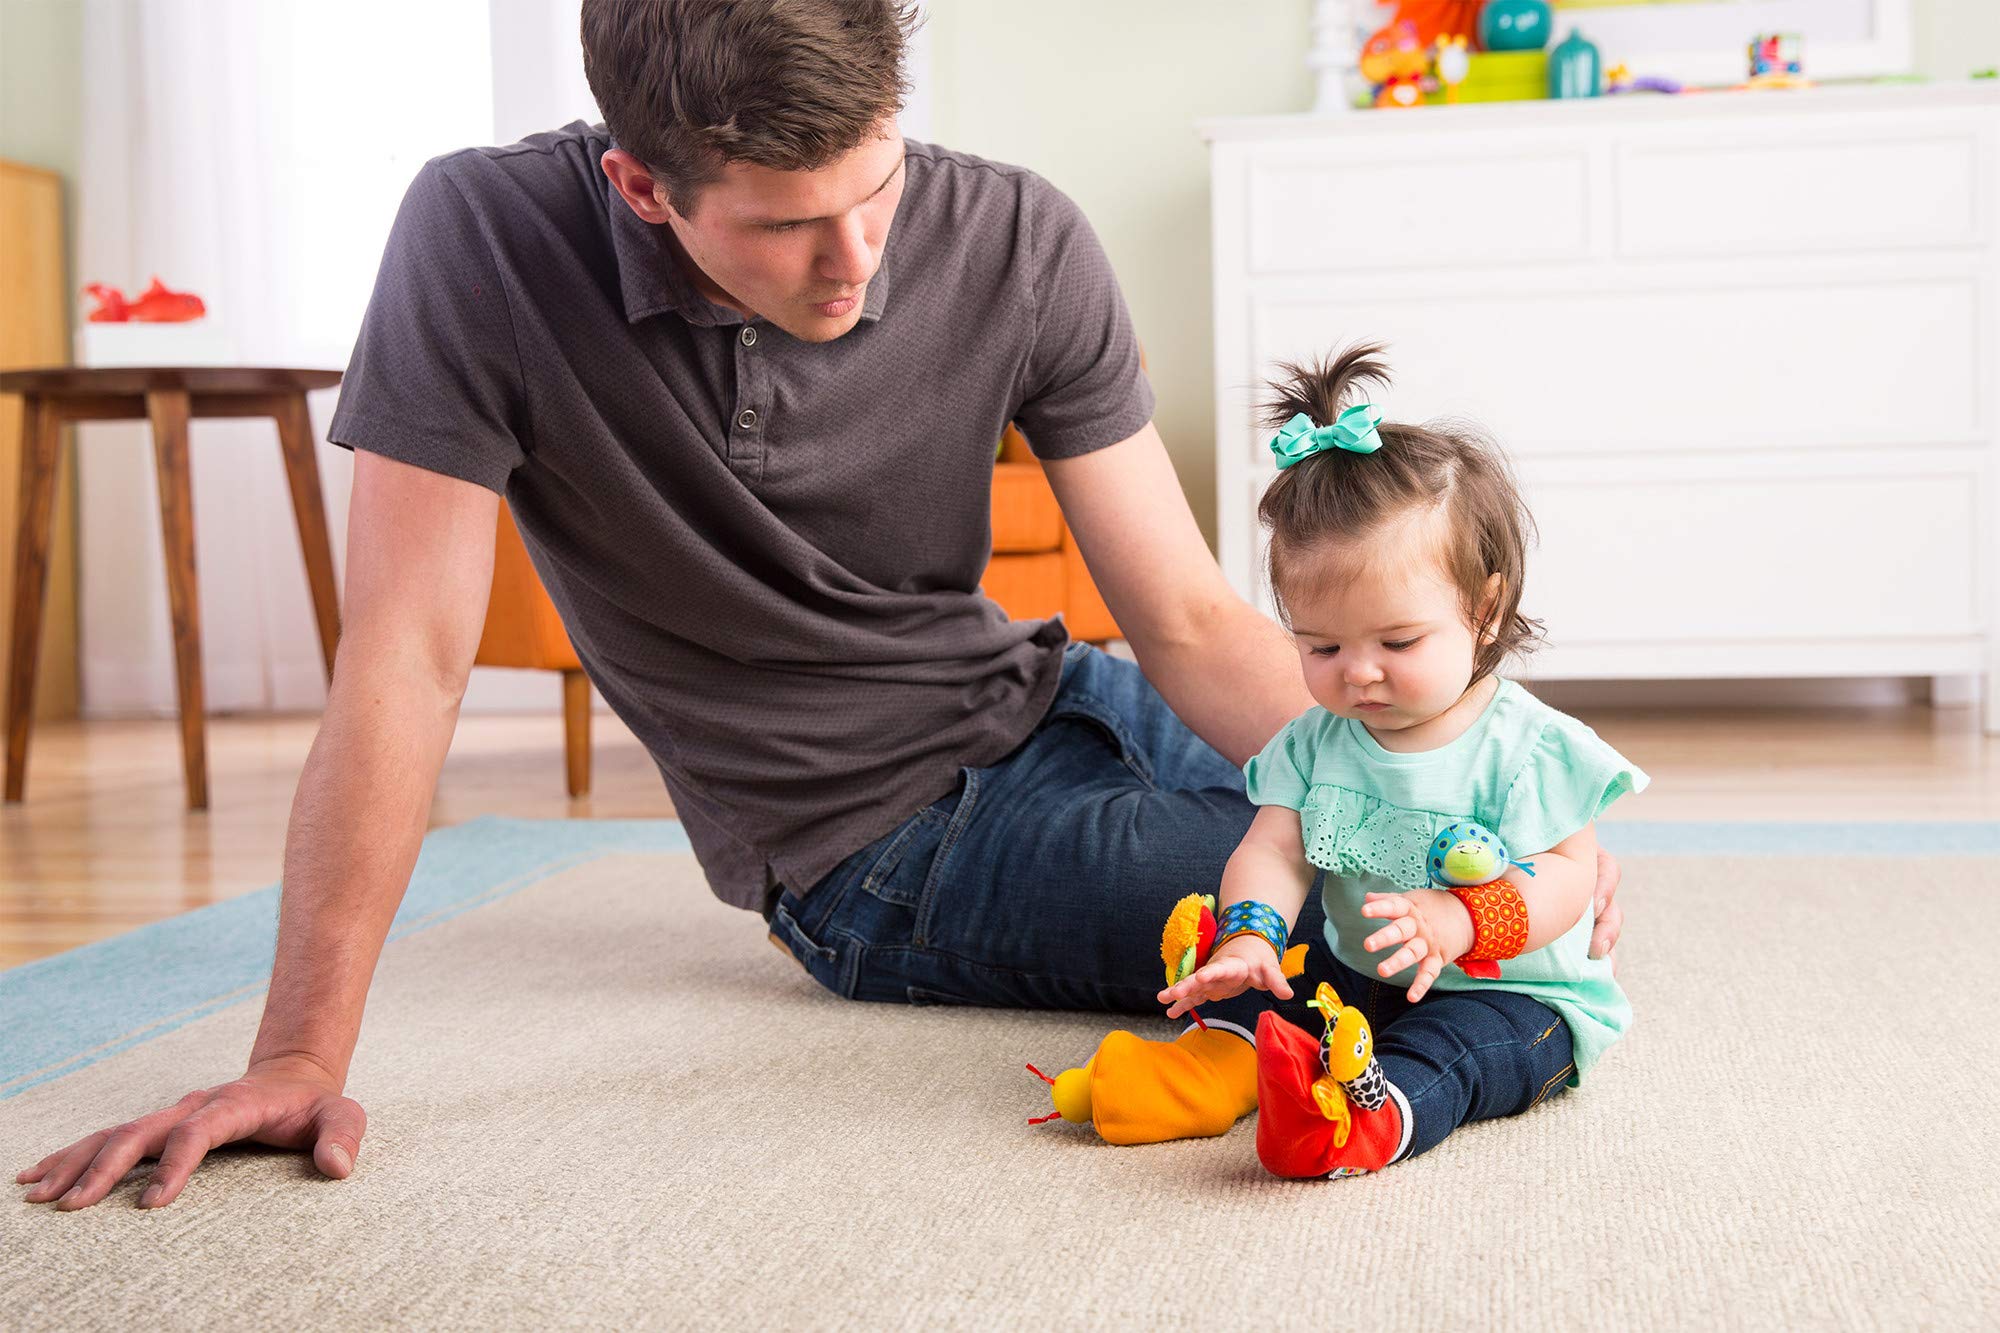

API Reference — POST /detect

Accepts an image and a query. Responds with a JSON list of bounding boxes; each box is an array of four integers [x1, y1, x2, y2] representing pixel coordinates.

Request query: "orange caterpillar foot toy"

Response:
[[1255, 986, 1408, 1179], [1026, 894, 1306, 1144], [1027, 1025, 1261, 1145]]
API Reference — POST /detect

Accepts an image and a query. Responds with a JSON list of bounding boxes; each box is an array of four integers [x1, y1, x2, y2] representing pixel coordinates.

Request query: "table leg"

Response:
[[274, 391, 341, 683], [147, 389, 208, 810], [563, 669, 592, 798], [4, 395, 61, 802]]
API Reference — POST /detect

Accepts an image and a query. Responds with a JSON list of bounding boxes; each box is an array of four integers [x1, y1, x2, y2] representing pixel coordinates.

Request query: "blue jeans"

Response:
[[766, 642, 1571, 1158]]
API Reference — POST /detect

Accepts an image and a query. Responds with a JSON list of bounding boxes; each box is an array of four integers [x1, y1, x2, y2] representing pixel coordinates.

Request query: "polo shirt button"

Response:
[[740, 326, 758, 347], [737, 408, 759, 430]]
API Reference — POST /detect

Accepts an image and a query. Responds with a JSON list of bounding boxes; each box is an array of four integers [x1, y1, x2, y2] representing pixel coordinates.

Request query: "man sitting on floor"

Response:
[[18, 0, 1622, 1211]]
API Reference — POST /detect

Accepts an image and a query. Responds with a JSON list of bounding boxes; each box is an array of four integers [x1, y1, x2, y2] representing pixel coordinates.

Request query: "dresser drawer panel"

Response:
[[1247, 148, 1590, 273], [1521, 470, 1980, 643], [1615, 131, 1979, 258], [1251, 275, 1981, 458]]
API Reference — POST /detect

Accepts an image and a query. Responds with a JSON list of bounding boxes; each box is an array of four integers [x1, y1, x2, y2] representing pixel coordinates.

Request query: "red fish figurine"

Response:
[[84, 276, 207, 323]]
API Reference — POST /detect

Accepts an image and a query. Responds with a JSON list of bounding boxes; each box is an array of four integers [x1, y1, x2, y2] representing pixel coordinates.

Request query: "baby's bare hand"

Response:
[[1361, 889, 1472, 1003], [1156, 936, 1293, 1020]]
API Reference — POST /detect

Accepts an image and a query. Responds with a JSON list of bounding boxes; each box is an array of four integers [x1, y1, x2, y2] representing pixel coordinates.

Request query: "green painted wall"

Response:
[[924, 0, 1315, 543], [0, 0, 83, 329]]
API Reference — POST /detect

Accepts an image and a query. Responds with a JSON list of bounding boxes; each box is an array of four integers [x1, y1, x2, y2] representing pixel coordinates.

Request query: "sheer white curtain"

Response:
[[75, 0, 494, 715]]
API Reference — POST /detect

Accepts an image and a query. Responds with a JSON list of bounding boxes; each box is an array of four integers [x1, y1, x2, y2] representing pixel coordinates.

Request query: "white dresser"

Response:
[[1202, 84, 2000, 731]]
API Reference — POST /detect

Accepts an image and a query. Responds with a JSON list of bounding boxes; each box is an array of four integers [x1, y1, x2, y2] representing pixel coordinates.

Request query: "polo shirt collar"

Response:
[[607, 179, 890, 328]]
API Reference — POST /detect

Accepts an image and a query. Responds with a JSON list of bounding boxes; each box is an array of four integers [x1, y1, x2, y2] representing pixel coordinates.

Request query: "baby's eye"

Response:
[[1385, 637, 1423, 651], [1309, 645, 1339, 657]]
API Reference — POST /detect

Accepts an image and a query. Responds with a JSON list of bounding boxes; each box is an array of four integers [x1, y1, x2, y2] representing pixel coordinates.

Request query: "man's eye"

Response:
[[765, 221, 804, 234], [1385, 638, 1422, 651]]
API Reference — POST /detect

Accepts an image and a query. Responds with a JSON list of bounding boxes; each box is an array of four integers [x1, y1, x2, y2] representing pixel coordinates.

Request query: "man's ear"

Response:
[[600, 149, 678, 224]]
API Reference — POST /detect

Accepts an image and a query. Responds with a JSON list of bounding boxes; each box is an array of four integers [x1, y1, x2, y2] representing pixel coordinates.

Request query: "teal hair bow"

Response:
[[1269, 404, 1384, 468]]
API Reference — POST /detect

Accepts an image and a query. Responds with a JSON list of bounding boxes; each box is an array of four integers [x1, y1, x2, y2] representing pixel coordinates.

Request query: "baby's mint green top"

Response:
[[1243, 678, 1649, 1083]]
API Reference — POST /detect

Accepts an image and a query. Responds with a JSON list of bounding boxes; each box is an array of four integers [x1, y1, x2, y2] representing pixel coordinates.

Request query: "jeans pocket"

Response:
[[912, 765, 984, 947], [857, 803, 952, 908], [1046, 693, 1154, 787], [768, 899, 849, 996]]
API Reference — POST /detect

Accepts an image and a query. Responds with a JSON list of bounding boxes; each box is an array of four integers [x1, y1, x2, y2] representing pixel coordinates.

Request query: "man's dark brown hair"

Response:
[[580, 0, 919, 214]]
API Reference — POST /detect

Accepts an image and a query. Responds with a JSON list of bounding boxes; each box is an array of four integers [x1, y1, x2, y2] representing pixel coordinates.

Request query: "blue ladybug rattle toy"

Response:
[[1424, 821, 1536, 979]]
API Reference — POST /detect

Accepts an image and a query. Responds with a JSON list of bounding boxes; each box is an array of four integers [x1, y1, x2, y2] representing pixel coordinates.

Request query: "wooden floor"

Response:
[[2, 699, 1995, 967]]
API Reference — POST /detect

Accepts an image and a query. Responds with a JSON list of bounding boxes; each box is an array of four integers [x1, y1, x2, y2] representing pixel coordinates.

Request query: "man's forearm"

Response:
[[246, 658, 466, 1087], [1127, 596, 1311, 767]]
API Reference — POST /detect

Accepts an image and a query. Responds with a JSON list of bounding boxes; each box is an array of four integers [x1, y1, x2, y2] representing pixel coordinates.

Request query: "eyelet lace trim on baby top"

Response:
[[1299, 786, 1465, 891]]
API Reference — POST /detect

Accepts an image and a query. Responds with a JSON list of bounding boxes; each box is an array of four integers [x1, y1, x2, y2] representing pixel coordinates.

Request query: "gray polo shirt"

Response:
[[327, 123, 1154, 911]]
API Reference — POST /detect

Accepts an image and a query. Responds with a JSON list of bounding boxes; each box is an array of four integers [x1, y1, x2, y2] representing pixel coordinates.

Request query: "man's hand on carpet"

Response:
[[15, 1055, 366, 1211], [1589, 849, 1624, 967]]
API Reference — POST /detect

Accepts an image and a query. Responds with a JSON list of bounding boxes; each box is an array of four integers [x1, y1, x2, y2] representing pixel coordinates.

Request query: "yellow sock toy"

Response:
[[1028, 893, 1305, 1144]]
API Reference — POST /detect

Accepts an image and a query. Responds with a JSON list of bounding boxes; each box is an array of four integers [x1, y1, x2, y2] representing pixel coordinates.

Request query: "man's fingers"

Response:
[[140, 1096, 261, 1209], [24, 1087, 213, 1202], [1595, 847, 1623, 914], [52, 1121, 167, 1210], [22, 1135, 108, 1203], [17, 1144, 74, 1184], [143, 1119, 228, 1210], [1590, 898, 1624, 960]]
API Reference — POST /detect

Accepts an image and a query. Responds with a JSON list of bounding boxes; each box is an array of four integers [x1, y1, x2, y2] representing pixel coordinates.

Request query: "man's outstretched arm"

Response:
[[18, 451, 501, 1210]]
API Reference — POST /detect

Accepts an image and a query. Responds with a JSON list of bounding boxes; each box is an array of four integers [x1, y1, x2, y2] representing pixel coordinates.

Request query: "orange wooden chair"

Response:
[[983, 422, 1118, 642], [474, 504, 594, 796], [476, 425, 1120, 794]]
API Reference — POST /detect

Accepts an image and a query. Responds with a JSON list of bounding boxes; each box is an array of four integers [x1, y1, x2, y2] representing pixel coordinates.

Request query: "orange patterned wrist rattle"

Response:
[[1448, 879, 1528, 980]]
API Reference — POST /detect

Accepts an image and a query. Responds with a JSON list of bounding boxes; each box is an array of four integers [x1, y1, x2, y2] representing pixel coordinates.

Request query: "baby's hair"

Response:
[[1258, 343, 1543, 681]]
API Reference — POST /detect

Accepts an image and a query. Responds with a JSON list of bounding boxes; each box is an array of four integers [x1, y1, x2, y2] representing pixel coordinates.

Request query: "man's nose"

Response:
[[820, 213, 875, 287]]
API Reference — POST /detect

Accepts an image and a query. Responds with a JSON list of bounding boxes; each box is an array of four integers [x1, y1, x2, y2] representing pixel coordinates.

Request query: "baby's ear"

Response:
[[1475, 572, 1504, 639]]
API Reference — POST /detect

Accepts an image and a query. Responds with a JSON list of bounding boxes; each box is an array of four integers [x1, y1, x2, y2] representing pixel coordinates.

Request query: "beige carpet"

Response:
[[5, 846, 1998, 1330]]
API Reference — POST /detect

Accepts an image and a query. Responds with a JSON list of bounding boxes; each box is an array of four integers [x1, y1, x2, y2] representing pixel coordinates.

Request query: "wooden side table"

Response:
[[1, 366, 345, 808]]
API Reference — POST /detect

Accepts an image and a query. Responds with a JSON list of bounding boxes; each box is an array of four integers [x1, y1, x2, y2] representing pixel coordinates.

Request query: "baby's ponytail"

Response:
[[1261, 342, 1394, 438]]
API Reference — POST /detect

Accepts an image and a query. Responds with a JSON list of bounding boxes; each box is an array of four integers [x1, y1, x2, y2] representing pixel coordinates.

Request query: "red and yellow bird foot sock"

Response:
[[1033, 1025, 1260, 1145], [1254, 1009, 1411, 1179]]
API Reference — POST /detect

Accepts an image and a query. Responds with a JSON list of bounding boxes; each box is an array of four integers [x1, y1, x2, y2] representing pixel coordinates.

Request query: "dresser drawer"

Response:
[[1247, 146, 1590, 273], [1251, 267, 1982, 459], [1522, 463, 1981, 645], [1615, 127, 1980, 258]]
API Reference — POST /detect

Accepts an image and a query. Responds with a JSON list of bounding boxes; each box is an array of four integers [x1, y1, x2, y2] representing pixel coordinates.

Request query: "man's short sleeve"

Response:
[[326, 158, 527, 493], [1009, 175, 1155, 460]]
